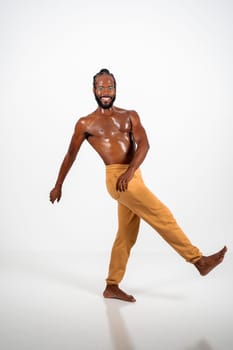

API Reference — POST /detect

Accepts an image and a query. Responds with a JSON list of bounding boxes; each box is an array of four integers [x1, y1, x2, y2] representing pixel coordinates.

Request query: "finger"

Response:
[[116, 178, 121, 191], [121, 183, 125, 191], [120, 179, 124, 192], [122, 178, 128, 191]]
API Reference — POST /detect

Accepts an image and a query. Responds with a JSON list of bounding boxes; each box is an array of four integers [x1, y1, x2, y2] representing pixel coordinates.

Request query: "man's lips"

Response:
[[101, 96, 112, 103]]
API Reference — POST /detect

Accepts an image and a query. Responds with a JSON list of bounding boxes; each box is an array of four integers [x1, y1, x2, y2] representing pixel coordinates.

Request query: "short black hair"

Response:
[[93, 68, 116, 88]]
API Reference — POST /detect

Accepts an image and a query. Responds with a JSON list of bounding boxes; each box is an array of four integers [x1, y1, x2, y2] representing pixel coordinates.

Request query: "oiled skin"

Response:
[[80, 107, 136, 165], [50, 75, 150, 202], [50, 73, 227, 302]]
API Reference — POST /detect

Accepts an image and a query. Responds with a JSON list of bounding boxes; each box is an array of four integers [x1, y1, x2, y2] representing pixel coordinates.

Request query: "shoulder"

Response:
[[114, 106, 140, 120], [128, 110, 140, 119], [126, 110, 142, 126], [74, 112, 96, 131], [114, 107, 142, 128]]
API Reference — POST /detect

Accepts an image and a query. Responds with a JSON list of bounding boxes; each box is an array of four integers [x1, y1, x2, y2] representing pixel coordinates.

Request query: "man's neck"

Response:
[[97, 106, 114, 116]]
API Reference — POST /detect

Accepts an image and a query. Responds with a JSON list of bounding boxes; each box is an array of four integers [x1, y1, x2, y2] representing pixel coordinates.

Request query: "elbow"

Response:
[[137, 139, 150, 154], [141, 140, 150, 157]]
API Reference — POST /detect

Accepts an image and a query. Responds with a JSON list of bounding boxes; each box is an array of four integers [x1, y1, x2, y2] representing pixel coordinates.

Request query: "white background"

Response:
[[1, 0, 232, 255], [1, 1, 233, 350]]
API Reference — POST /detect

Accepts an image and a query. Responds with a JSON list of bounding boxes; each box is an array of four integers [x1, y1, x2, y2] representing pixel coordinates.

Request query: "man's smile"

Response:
[[101, 96, 112, 102]]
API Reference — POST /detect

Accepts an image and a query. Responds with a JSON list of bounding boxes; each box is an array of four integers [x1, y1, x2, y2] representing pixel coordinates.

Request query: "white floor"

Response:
[[0, 250, 232, 350]]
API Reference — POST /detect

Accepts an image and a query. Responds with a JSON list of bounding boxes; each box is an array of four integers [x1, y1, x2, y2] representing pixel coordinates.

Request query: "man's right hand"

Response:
[[50, 186, 62, 204]]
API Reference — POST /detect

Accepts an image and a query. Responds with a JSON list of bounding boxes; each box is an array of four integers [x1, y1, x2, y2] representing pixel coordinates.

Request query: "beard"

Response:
[[94, 93, 116, 109]]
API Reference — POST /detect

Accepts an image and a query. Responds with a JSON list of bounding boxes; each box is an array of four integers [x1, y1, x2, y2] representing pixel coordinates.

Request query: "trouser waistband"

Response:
[[106, 164, 129, 170]]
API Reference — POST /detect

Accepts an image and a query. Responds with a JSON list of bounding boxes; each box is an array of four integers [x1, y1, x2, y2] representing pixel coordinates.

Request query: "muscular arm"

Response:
[[50, 118, 86, 203], [128, 110, 150, 171], [116, 111, 150, 192]]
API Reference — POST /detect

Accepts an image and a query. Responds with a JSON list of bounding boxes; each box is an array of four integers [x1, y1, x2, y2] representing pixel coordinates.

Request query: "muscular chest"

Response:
[[87, 115, 131, 138]]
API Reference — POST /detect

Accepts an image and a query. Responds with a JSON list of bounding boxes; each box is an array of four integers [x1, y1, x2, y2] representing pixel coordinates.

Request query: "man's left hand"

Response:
[[116, 168, 135, 192]]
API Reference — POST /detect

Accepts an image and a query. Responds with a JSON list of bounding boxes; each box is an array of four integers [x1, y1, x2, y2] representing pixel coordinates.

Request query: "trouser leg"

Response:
[[117, 172, 202, 263], [106, 202, 140, 285]]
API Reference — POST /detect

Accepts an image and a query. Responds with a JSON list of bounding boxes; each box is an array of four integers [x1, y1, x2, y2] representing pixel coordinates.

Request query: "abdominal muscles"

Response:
[[87, 132, 135, 165]]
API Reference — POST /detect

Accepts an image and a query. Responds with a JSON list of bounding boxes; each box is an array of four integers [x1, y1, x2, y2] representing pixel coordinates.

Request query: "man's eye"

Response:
[[97, 86, 113, 91]]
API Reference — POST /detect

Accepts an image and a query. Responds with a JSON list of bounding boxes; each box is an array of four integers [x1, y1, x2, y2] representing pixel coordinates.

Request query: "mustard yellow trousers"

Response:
[[105, 164, 202, 285]]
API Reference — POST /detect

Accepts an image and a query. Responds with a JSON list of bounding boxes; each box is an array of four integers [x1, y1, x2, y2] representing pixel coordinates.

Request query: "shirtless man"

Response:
[[50, 68, 227, 302]]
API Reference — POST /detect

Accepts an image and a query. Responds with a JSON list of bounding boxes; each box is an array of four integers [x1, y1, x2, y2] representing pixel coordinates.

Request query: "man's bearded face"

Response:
[[94, 75, 116, 109], [94, 92, 116, 109]]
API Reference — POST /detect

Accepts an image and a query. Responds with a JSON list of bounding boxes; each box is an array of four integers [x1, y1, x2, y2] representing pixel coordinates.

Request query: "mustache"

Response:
[[94, 92, 116, 109]]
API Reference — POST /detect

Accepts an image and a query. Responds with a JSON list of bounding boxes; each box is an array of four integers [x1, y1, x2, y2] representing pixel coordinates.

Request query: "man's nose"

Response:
[[102, 87, 111, 94]]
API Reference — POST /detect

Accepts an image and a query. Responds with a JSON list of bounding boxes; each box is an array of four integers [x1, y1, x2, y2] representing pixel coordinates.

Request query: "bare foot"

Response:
[[103, 284, 136, 302], [195, 246, 227, 276]]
